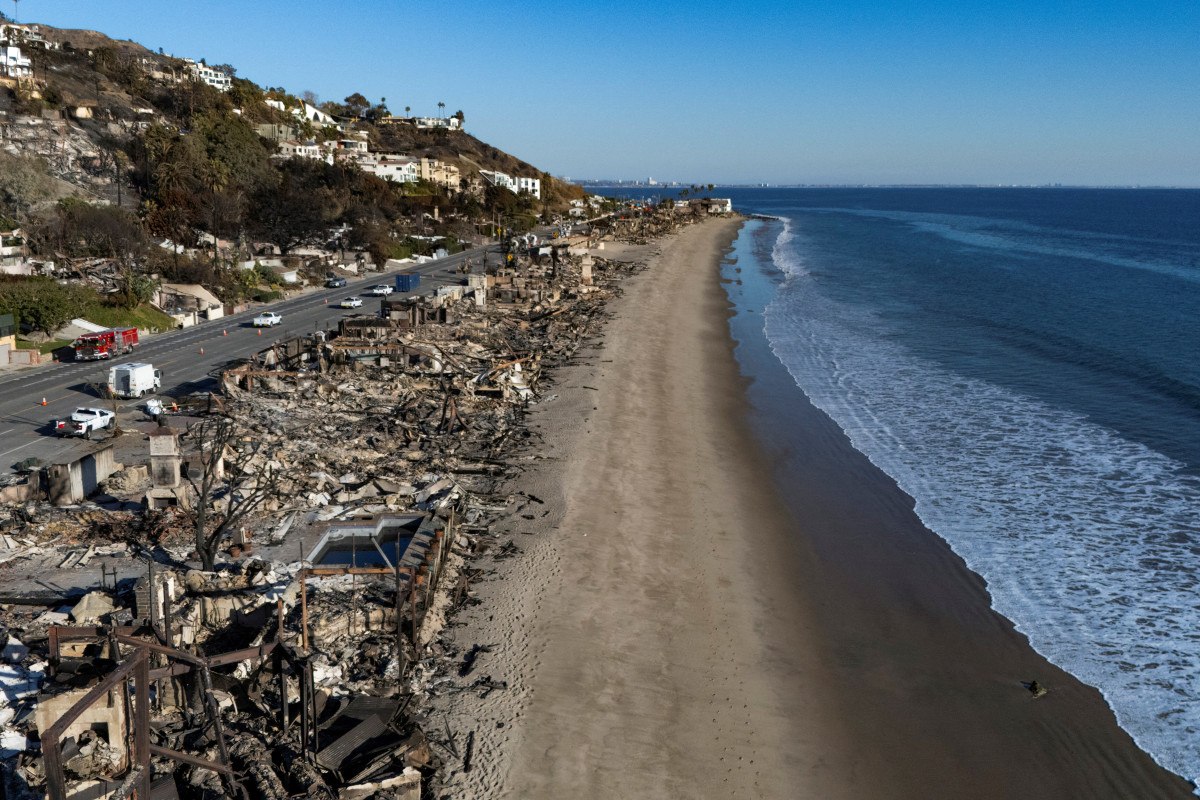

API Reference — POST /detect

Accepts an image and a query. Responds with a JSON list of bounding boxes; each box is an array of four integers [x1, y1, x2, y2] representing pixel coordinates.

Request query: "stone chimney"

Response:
[[148, 428, 181, 487]]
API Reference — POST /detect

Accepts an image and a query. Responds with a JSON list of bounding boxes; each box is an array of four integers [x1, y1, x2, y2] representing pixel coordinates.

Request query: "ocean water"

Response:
[[605, 187, 1200, 787]]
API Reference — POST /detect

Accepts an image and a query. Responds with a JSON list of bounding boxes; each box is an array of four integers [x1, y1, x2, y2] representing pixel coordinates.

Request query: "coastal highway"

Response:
[[0, 245, 497, 476]]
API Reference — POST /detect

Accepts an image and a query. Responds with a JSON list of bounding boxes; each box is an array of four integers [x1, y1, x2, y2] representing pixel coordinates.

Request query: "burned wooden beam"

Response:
[[148, 744, 235, 775]]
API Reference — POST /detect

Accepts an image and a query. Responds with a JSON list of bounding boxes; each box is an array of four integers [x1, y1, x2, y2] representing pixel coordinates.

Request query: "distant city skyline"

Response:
[[15, 0, 1200, 187]]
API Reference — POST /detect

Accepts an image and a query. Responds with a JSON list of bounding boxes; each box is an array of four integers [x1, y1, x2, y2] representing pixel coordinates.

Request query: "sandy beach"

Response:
[[434, 216, 1193, 799]]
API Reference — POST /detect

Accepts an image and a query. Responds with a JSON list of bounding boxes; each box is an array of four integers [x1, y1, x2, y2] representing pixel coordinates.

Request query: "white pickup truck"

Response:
[[252, 311, 282, 327], [54, 408, 115, 439]]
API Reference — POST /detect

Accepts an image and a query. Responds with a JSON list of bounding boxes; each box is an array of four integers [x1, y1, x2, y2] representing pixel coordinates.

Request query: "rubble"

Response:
[[66, 591, 113, 623], [0, 209, 708, 798]]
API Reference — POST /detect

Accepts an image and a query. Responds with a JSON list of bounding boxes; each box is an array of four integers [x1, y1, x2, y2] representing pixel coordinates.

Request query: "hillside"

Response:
[[372, 125, 583, 206], [0, 18, 591, 323], [1, 21, 582, 211]]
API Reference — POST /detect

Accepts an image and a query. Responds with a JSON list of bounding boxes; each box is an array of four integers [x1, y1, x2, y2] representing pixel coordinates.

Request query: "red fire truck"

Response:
[[72, 327, 139, 361]]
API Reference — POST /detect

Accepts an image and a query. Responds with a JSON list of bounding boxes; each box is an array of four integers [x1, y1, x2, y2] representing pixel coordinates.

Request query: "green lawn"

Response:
[[82, 303, 177, 333], [15, 339, 72, 354]]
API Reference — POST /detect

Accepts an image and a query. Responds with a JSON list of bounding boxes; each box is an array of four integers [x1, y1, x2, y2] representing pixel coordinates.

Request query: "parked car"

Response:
[[367, 285, 394, 296], [54, 408, 115, 439], [325, 276, 348, 288], [253, 311, 283, 327], [339, 297, 363, 309]]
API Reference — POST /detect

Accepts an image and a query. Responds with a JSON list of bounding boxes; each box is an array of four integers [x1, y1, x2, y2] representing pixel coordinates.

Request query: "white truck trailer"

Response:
[[107, 362, 161, 398]]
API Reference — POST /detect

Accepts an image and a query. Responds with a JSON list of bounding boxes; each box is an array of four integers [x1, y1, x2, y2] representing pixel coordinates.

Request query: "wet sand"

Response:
[[435, 217, 1192, 799]]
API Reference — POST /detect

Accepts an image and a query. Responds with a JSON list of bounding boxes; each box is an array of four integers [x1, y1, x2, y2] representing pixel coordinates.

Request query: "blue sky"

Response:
[[14, 0, 1200, 185]]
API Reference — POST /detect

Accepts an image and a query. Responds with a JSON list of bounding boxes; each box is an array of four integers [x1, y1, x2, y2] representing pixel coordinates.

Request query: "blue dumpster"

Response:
[[395, 273, 421, 292]]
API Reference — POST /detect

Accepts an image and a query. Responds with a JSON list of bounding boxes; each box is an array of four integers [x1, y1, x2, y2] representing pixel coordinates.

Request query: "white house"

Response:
[[275, 140, 326, 161], [336, 138, 369, 154], [479, 170, 516, 192], [412, 116, 461, 130], [297, 101, 336, 126], [0, 44, 32, 79], [359, 155, 419, 183], [184, 59, 232, 92], [0, 24, 57, 50], [381, 115, 461, 130], [480, 170, 541, 200], [1, 229, 26, 266], [515, 176, 542, 200]]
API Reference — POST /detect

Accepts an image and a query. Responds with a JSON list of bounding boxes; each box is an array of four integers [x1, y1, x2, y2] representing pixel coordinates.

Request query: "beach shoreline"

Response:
[[431, 215, 1192, 799], [725, 215, 1194, 799]]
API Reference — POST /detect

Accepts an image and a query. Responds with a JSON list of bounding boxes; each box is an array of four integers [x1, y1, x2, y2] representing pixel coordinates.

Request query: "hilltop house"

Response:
[[264, 98, 341, 130], [515, 176, 541, 199], [0, 43, 32, 79], [255, 122, 297, 143], [183, 59, 232, 92], [274, 140, 327, 162], [323, 138, 370, 163], [0, 23, 57, 50], [296, 101, 337, 126], [334, 138, 370, 155], [480, 170, 541, 200], [418, 158, 461, 190], [479, 170, 514, 192], [413, 116, 460, 130], [139, 56, 184, 85], [0, 228, 25, 265], [379, 115, 461, 130], [359, 155, 419, 183]]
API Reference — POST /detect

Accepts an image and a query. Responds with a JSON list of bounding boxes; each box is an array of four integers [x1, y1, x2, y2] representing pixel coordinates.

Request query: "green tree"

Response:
[[116, 271, 159, 310], [343, 92, 370, 118], [247, 161, 340, 254], [190, 112, 273, 196], [0, 277, 92, 336]]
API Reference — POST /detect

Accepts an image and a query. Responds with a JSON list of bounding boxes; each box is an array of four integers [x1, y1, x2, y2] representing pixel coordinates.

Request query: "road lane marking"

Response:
[[0, 439, 43, 458]]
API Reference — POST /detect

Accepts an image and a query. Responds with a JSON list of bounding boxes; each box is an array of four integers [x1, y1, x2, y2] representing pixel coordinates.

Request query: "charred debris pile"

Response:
[[0, 216, 700, 800]]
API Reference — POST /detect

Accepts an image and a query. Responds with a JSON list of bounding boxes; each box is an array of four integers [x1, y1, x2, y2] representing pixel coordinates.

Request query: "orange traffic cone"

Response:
[[222, 329, 228, 336], [199, 347, 205, 355], [257, 329, 262, 336], [40, 397, 47, 406]]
